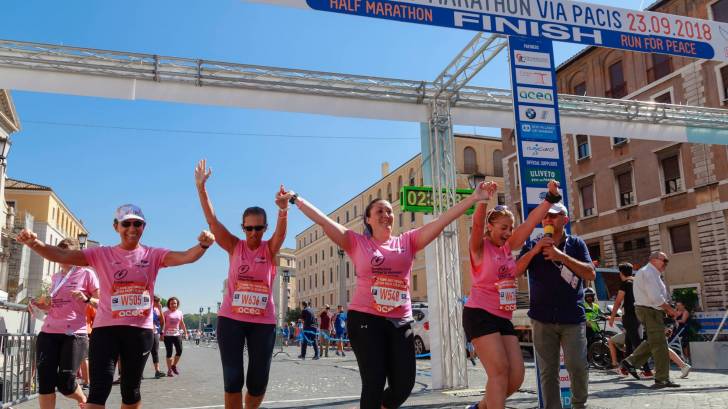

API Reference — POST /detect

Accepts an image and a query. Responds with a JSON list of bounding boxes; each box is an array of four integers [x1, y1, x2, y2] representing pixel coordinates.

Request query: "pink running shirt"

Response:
[[346, 229, 420, 319], [41, 267, 99, 335], [163, 309, 184, 336], [218, 240, 277, 325], [465, 240, 517, 319], [83, 245, 169, 329]]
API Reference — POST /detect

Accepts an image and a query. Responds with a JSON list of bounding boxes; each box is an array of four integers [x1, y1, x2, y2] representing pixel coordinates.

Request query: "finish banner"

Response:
[[259, 0, 728, 62]]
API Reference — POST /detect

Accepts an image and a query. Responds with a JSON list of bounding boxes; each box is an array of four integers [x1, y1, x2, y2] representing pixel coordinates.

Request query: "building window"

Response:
[[497, 193, 506, 206], [397, 176, 403, 200], [648, 54, 672, 82], [653, 90, 673, 104], [410, 212, 415, 223], [576, 134, 590, 160], [330, 268, 333, 284], [493, 150, 503, 177], [612, 137, 629, 147], [607, 61, 627, 98], [616, 169, 635, 207], [330, 294, 334, 304], [573, 81, 587, 96], [464, 147, 477, 174], [322, 250, 325, 261], [514, 162, 520, 188], [314, 254, 317, 263], [720, 65, 728, 105], [387, 183, 392, 202], [308, 276, 311, 290], [346, 262, 350, 278], [399, 213, 403, 227], [347, 290, 350, 302], [579, 181, 595, 217], [669, 224, 692, 253], [354, 206, 357, 217], [330, 246, 333, 257], [322, 270, 325, 286], [712, 0, 728, 22], [315, 274, 318, 287], [661, 154, 682, 194], [413, 274, 418, 292], [346, 211, 349, 223], [409, 169, 415, 186]]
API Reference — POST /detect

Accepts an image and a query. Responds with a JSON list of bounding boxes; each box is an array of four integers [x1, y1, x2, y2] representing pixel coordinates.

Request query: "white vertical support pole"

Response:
[[338, 249, 347, 307], [420, 98, 468, 390]]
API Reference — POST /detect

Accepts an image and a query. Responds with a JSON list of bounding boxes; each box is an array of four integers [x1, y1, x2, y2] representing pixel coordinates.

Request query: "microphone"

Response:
[[544, 225, 554, 238]]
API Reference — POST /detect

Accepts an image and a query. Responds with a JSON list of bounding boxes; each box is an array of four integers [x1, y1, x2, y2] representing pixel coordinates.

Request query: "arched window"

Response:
[[387, 183, 392, 202], [408, 168, 415, 186], [464, 147, 477, 174], [492, 150, 503, 177], [397, 175, 403, 200]]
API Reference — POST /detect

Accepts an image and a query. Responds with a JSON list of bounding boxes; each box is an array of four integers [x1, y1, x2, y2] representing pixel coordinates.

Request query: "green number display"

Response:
[[400, 186, 475, 215]]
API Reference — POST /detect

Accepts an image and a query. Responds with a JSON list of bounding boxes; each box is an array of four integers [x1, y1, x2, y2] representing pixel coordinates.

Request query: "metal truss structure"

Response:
[[2, 34, 728, 390]]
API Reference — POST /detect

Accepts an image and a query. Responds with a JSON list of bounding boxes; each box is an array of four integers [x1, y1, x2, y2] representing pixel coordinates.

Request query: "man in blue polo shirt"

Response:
[[517, 202, 596, 409]]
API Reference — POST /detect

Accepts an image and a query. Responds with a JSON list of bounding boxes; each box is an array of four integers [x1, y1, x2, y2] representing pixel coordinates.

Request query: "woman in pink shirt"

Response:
[[16, 204, 215, 409], [287, 183, 491, 409], [29, 238, 99, 409], [161, 296, 188, 377], [195, 160, 289, 409], [464, 180, 560, 409]]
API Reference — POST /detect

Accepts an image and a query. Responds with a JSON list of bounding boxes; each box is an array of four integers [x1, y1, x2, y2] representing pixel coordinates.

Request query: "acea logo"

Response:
[[522, 141, 559, 159], [517, 86, 554, 105]]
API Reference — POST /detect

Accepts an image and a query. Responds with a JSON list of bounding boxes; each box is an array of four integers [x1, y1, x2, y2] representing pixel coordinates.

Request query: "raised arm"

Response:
[[469, 182, 498, 266], [162, 230, 216, 267], [507, 180, 560, 250], [16, 229, 88, 266], [414, 182, 492, 252], [268, 185, 291, 256], [290, 193, 351, 252], [195, 159, 239, 254]]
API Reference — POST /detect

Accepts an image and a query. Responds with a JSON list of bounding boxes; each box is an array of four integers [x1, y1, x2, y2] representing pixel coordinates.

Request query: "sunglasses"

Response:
[[660, 258, 670, 264], [243, 225, 266, 232], [493, 205, 509, 211], [120, 220, 145, 228]]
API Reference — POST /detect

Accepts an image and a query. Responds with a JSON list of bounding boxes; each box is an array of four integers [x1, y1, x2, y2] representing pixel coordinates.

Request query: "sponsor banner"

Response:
[[558, 368, 571, 388], [522, 141, 560, 159], [525, 167, 562, 184], [515, 68, 553, 87], [517, 86, 556, 105], [513, 49, 552, 69], [525, 186, 549, 205], [267, 0, 728, 62], [519, 123, 559, 141], [519, 105, 556, 123]]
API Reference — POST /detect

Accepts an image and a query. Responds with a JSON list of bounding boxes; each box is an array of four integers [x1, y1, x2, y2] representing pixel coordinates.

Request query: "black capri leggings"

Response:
[[347, 310, 415, 409], [217, 316, 276, 396], [164, 336, 183, 358], [151, 333, 160, 364], [36, 332, 88, 395], [87, 326, 154, 405]]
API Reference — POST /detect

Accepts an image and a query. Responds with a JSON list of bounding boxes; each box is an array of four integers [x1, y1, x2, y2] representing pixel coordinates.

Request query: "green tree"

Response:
[[285, 307, 302, 324]]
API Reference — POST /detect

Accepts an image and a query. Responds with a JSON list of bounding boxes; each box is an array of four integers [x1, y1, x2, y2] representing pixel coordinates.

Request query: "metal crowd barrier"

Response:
[[1, 301, 37, 408]]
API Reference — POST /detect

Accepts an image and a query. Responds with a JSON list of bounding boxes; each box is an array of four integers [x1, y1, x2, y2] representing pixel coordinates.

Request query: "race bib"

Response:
[[232, 280, 269, 316], [111, 281, 151, 319], [496, 279, 517, 311], [371, 276, 409, 314]]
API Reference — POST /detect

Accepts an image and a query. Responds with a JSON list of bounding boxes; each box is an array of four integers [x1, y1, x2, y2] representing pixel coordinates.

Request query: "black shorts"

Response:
[[462, 306, 516, 340]]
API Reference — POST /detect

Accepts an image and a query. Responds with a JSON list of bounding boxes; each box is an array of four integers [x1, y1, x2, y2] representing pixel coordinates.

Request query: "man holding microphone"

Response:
[[516, 202, 596, 409]]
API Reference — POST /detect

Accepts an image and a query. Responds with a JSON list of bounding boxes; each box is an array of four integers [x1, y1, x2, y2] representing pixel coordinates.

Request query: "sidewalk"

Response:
[[10, 343, 728, 408]]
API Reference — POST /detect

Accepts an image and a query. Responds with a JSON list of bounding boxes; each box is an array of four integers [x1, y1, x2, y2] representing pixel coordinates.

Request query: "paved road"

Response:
[[12, 341, 728, 408]]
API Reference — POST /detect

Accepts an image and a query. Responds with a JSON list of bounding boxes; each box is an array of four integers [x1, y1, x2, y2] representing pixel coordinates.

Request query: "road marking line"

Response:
[[165, 395, 360, 409]]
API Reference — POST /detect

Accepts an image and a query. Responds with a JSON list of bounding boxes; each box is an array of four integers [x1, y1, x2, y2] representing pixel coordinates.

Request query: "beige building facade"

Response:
[[5, 178, 89, 301], [294, 134, 505, 309], [0, 90, 20, 301], [502, 0, 728, 310]]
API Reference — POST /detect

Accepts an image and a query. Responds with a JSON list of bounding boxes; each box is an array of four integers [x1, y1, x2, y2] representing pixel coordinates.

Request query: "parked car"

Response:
[[411, 303, 430, 357]]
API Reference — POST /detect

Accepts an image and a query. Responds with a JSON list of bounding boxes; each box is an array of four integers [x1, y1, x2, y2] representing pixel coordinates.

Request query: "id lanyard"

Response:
[[49, 267, 77, 298]]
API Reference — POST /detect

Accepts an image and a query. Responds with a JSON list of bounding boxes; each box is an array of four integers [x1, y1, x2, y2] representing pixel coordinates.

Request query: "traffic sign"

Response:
[[255, 0, 728, 62]]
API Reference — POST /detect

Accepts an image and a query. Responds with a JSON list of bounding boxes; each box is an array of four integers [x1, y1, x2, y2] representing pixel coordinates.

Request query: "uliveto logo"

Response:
[[522, 141, 560, 159]]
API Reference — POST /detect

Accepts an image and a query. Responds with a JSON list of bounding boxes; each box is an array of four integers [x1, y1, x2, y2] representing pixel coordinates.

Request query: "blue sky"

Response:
[[3, 0, 647, 310]]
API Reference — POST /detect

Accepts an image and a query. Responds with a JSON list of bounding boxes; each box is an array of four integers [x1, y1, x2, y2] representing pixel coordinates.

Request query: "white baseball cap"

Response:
[[547, 202, 568, 217], [115, 204, 146, 222]]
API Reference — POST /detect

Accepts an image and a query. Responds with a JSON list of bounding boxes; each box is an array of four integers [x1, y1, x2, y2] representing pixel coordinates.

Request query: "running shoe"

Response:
[[171, 365, 179, 375], [167, 369, 174, 377], [465, 404, 480, 409], [653, 379, 680, 388], [640, 369, 654, 379], [620, 359, 640, 380], [312, 355, 320, 360], [680, 364, 691, 379], [154, 371, 166, 379]]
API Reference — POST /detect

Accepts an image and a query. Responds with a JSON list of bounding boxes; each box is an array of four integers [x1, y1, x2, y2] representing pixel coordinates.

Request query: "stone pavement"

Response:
[[12, 341, 728, 408]]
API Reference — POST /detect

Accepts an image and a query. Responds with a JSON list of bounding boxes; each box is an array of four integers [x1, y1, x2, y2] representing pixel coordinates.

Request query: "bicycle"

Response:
[[587, 314, 619, 370]]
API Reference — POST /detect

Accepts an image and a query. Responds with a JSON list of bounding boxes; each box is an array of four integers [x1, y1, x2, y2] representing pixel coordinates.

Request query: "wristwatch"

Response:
[[289, 193, 299, 205]]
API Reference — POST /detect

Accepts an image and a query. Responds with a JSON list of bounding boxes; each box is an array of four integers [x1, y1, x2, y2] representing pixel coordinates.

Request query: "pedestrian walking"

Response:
[[195, 159, 289, 409], [287, 182, 492, 409], [608, 263, 651, 376], [17, 204, 214, 409], [162, 297, 188, 377], [29, 238, 98, 409], [333, 305, 346, 357], [516, 200, 596, 409], [464, 180, 562, 409], [319, 305, 333, 357], [299, 301, 319, 360], [621, 251, 682, 388], [151, 296, 166, 379]]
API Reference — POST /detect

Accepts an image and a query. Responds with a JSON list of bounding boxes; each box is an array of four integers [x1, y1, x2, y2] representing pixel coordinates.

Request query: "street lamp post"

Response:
[[198, 307, 203, 332], [337, 248, 346, 307], [0, 137, 12, 166], [77, 233, 88, 249], [282, 269, 290, 322]]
